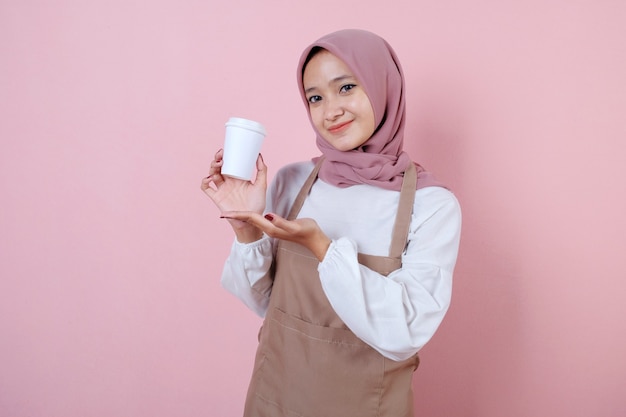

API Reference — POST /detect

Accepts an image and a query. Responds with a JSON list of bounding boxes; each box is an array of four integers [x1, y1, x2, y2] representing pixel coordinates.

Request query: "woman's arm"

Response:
[[218, 161, 316, 316], [318, 187, 462, 361]]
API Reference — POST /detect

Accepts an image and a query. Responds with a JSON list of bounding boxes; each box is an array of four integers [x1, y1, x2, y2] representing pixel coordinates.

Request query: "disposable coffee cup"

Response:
[[221, 117, 267, 180]]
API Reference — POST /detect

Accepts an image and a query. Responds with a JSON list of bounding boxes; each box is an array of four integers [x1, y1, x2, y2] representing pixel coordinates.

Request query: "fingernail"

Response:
[[264, 214, 274, 221]]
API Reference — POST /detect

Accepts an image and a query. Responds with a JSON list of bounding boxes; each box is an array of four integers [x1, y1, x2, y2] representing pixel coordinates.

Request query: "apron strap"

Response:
[[389, 162, 417, 258], [286, 158, 324, 221]]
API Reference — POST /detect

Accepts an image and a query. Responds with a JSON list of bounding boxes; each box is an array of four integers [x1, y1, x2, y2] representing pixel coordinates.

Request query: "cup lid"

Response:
[[225, 117, 267, 136]]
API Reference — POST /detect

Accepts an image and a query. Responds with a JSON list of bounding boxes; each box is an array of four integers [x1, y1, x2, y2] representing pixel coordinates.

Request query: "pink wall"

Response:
[[1, 1, 624, 416]]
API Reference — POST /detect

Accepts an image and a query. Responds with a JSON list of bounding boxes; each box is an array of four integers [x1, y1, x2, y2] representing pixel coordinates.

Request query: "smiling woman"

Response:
[[1, 1, 624, 416], [201, 29, 461, 417]]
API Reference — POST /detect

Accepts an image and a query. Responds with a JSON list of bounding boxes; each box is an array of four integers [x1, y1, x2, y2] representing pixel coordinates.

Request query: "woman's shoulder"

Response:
[[413, 186, 462, 220], [415, 185, 459, 202], [272, 160, 315, 190], [267, 160, 316, 216], [275, 160, 315, 178]]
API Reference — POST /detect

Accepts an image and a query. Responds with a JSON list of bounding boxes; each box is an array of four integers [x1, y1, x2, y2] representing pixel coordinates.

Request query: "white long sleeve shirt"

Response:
[[221, 160, 462, 361]]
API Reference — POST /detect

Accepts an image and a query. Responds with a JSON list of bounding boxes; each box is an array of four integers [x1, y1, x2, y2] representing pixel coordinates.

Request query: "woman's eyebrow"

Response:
[[330, 75, 354, 84], [304, 86, 318, 94]]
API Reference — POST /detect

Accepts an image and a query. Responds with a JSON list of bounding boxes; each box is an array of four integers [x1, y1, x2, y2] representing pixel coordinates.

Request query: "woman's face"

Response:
[[302, 50, 376, 151]]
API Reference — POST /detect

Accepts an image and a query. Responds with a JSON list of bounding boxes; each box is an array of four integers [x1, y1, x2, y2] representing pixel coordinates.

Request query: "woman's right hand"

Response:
[[201, 149, 267, 242]]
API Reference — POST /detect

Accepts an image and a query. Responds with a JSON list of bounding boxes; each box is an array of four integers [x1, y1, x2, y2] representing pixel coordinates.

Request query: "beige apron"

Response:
[[244, 160, 419, 417]]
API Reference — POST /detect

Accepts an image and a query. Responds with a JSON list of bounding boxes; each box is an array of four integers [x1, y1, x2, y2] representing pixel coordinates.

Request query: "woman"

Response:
[[202, 29, 461, 417]]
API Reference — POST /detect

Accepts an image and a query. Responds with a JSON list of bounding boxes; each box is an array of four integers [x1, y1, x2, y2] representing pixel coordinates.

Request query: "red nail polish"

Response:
[[264, 214, 274, 221]]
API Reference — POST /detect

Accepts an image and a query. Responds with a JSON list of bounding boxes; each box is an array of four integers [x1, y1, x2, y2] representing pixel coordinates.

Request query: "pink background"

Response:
[[1, 1, 625, 416]]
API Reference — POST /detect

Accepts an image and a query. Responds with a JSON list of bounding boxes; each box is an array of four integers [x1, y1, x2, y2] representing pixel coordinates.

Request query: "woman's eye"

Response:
[[308, 95, 322, 104], [340, 84, 356, 93]]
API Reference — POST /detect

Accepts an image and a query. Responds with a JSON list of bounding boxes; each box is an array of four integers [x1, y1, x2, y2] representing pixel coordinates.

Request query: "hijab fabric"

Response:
[[297, 29, 443, 191]]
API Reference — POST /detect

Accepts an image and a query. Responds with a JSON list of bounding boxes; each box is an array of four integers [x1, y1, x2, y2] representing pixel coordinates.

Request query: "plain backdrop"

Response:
[[1, 1, 625, 416]]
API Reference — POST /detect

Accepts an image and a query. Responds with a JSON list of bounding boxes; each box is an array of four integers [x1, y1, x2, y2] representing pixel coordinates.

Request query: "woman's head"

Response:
[[295, 29, 419, 190], [302, 48, 376, 151], [297, 29, 406, 158]]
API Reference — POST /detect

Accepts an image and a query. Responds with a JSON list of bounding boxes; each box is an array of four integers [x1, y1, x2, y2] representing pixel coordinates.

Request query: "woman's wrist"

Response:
[[311, 233, 332, 262], [232, 223, 263, 243]]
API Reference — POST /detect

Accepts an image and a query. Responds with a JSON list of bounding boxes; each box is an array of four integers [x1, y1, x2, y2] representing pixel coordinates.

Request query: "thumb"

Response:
[[255, 153, 268, 185]]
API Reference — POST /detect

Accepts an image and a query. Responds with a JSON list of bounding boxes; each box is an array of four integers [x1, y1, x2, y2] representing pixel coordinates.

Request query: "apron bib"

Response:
[[244, 160, 419, 417]]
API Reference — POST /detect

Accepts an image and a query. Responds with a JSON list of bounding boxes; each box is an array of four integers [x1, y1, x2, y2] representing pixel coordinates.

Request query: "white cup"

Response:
[[221, 117, 267, 180]]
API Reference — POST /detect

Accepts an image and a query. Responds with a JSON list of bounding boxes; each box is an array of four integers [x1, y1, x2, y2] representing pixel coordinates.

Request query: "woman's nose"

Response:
[[324, 97, 344, 120]]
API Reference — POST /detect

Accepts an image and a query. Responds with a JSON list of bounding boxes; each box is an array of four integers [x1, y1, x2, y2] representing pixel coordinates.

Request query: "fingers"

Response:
[[208, 149, 225, 187], [221, 211, 272, 231], [209, 148, 224, 170], [263, 212, 296, 233], [201, 149, 225, 194], [200, 176, 211, 191], [200, 176, 216, 198], [222, 211, 297, 239]]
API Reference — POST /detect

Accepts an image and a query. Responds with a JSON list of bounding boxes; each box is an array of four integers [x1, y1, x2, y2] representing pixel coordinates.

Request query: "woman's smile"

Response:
[[327, 120, 353, 134]]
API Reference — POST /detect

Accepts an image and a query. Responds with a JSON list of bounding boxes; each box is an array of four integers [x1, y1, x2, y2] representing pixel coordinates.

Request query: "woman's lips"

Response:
[[327, 120, 352, 134]]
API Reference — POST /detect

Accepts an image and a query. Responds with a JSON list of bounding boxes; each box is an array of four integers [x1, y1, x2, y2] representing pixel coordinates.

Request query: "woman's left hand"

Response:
[[220, 211, 331, 261]]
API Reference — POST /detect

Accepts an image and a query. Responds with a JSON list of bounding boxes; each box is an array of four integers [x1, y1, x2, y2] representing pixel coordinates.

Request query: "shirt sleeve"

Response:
[[317, 187, 462, 361], [220, 236, 274, 317]]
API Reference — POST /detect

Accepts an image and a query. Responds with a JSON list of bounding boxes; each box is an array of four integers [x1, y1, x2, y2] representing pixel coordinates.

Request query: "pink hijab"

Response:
[[297, 29, 444, 191]]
